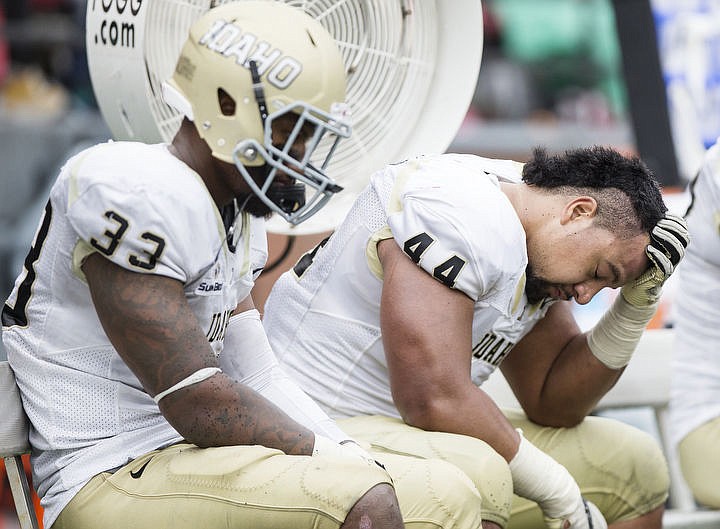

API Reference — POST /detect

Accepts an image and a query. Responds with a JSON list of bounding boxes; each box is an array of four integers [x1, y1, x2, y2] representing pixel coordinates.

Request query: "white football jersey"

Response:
[[669, 141, 720, 447], [264, 153, 554, 419], [1, 141, 268, 527]]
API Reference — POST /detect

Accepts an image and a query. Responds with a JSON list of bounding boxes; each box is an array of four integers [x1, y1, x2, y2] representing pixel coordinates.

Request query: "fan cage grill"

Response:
[[143, 0, 437, 196]]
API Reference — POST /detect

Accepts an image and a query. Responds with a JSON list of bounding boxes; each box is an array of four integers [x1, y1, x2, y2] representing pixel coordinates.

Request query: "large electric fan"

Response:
[[86, 0, 483, 235]]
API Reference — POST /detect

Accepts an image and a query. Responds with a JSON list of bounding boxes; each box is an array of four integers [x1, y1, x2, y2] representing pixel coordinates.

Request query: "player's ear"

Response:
[[561, 196, 598, 224]]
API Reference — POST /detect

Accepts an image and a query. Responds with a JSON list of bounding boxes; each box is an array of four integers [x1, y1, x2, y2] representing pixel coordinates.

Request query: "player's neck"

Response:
[[169, 120, 210, 175], [169, 120, 234, 208], [500, 181, 531, 231], [500, 182, 560, 237]]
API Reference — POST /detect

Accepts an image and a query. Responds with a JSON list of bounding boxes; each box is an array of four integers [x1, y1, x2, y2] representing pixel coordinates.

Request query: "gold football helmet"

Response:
[[163, 1, 351, 225]]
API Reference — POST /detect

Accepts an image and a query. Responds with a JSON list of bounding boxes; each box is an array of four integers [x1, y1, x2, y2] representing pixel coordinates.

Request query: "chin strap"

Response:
[[248, 60, 268, 124], [248, 60, 306, 216]]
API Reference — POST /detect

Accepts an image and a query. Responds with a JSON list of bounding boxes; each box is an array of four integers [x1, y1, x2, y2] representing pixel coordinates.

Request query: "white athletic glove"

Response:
[[509, 430, 607, 529], [620, 212, 689, 307], [588, 212, 689, 369]]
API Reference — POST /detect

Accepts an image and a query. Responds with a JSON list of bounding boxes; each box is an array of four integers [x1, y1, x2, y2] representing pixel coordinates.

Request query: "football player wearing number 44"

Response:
[[1, 3, 486, 529], [263, 146, 690, 529]]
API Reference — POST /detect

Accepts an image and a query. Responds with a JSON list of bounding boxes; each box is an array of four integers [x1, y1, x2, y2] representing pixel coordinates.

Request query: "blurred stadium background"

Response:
[[1, 1, 719, 527]]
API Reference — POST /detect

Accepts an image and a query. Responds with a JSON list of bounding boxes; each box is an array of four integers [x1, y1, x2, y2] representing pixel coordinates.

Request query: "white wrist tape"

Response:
[[586, 294, 658, 369], [153, 367, 222, 403], [508, 429, 580, 519]]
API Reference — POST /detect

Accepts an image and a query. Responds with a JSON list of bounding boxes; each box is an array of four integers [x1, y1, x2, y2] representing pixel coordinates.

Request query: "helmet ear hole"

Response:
[[218, 88, 236, 117]]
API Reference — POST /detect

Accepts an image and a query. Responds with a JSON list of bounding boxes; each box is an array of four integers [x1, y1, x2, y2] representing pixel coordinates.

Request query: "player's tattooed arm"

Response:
[[82, 251, 315, 455]]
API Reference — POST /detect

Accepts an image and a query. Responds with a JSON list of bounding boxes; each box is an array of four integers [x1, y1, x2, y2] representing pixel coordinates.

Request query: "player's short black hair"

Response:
[[522, 146, 666, 236]]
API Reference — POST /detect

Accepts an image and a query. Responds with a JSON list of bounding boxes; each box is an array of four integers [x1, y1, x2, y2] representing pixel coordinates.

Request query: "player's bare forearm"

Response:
[[397, 380, 521, 462], [535, 333, 623, 424], [159, 373, 316, 455], [82, 252, 315, 455], [502, 302, 623, 426]]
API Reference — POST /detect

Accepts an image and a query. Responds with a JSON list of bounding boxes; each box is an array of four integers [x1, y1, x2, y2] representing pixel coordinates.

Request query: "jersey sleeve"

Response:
[[386, 174, 526, 305], [67, 178, 219, 283]]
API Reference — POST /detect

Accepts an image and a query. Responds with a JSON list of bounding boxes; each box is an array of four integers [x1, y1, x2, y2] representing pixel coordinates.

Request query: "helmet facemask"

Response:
[[233, 61, 351, 225]]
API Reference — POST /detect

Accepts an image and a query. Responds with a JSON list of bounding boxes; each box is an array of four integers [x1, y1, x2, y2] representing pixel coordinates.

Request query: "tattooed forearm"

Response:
[[176, 376, 315, 455], [83, 252, 315, 455]]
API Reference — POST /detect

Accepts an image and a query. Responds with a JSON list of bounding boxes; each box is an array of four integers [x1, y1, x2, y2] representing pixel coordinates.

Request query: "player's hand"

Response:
[[509, 431, 607, 529], [313, 435, 384, 469], [340, 438, 388, 470], [621, 212, 689, 307], [544, 498, 607, 529]]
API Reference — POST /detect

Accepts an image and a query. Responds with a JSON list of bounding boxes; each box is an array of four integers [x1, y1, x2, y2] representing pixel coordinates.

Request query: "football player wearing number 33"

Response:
[[263, 147, 690, 529], [2, 3, 485, 529]]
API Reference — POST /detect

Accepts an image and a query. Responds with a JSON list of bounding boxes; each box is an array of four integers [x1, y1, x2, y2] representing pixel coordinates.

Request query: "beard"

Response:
[[524, 263, 555, 305], [241, 192, 274, 218], [237, 164, 273, 218], [239, 164, 306, 219]]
